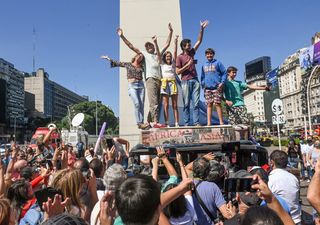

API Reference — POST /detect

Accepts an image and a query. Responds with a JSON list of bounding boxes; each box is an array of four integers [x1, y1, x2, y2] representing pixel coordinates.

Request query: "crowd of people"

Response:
[[0, 125, 320, 225], [1, 20, 320, 225], [101, 21, 270, 129]]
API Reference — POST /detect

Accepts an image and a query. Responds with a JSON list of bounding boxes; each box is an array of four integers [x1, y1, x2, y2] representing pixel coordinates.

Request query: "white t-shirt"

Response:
[[161, 63, 176, 79], [142, 50, 161, 80], [304, 144, 314, 166], [268, 168, 301, 224], [168, 195, 197, 225]]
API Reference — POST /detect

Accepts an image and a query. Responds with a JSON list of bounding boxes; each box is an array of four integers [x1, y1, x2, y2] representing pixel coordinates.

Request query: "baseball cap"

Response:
[[233, 170, 262, 207]]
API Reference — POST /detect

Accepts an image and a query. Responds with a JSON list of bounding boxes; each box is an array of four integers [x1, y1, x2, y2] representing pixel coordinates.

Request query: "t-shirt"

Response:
[[268, 168, 301, 224], [192, 180, 226, 225], [224, 79, 248, 107], [141, 50, 161, 80], [161, 63, 176, 79], [176, 48, 197, 81], [169, 195, 197, 225]]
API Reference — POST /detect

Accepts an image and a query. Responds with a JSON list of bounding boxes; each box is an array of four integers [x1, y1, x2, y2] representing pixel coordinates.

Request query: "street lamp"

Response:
[[307, 65, 320, 135]]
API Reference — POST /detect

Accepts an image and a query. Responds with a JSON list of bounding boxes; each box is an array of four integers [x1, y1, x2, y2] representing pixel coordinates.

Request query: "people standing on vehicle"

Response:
[[117, 24, 174, 128], [224, 66, 270, 127], [101, 54, 149, 130], [176, 20, 209, 126], [200, 48, 227, 126], [153, 34, 180, 127], [268, 150, 301, 224]]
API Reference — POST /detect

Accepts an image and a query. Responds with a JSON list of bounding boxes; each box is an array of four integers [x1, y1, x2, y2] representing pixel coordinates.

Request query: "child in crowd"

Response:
[[201, 48, 227, 126]]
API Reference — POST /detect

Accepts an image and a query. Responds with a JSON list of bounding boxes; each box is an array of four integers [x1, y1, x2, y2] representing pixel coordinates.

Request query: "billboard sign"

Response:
[[266, 67, 279, 89], [299, 46, 314, 75], [314, 41, 320, 65]]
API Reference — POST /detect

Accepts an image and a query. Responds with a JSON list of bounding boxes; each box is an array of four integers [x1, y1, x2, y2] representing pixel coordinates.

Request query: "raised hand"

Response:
[[116, 28, 123, 37], [168, 23, 173, 32], [176, 152, 183, 164], [200, 20, 209, 29], [203, 152, 215, 161], [152, 35, 157, 43], [251, 174, 274, 203], [101, 55, 111, 61], [175, 35, 179, 42], [43, 194, 70, 219], [152, 156, 160, 166], [100, 191, 116, 225]]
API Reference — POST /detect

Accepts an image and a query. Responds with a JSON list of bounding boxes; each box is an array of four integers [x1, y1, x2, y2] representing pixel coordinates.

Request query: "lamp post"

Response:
[[96, 100, 98, 136], [307, 65, 320, 135]]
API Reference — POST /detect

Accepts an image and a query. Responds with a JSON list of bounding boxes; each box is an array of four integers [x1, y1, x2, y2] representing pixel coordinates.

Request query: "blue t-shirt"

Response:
[[192, 180, 226, 225]]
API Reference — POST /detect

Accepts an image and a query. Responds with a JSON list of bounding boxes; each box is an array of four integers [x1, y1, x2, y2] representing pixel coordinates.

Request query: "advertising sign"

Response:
[[266, 67, 279, 89], [314, 41, 320, 65], [299, 45, 314, 75]]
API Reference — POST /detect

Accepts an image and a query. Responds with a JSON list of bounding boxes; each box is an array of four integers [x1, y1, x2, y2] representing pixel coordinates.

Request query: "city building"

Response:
[[243, 56, 271, 123], [25, 68, 88, 120], [277, 51, 304, 132], [0, 58, 25, 137], [119, 0, 183, 145]]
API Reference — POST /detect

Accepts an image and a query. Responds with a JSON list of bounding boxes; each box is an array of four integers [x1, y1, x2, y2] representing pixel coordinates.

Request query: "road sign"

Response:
[[272, 115, 285, 125], [272, 99, 283, 115]]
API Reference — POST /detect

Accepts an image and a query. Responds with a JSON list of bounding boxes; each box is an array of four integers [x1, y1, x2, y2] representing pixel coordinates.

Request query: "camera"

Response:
[[106, 138, 114, 149], [224, 178, 256, 192]]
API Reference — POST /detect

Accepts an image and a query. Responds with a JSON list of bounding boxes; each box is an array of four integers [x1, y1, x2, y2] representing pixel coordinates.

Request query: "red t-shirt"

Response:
[[176, 48, 197, 80]]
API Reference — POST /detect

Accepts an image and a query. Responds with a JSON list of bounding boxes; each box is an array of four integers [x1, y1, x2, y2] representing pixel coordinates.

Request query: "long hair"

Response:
[[50, 169, 84, 212], [162, 51, 172, 65], [0, 198, 11, 225], [163, 183, 187, 219]]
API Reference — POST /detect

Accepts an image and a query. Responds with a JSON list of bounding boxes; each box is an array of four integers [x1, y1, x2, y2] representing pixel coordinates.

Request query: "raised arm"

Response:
[[101, 55, 126, 67], [117, 28, 141, 54], [157, 146, 178, 177], [247, 83, 270, 91], [173, 35, 179, 61], [160, 23, 173, 55], [152, 36, 162, 64], [193, 20, 209, 51]]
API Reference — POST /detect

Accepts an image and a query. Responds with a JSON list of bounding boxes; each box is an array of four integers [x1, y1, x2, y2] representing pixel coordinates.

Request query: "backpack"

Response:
[[19, 202, 44, 225]]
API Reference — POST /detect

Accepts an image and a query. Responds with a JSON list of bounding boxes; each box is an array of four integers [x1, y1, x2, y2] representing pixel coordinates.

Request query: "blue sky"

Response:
[[1, 0, 319, 116]]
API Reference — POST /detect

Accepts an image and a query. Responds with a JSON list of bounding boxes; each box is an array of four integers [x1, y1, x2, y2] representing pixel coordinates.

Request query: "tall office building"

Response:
[[243, 57, 271, 123], [119, 0, 183, 145], [0, 58, 25, 134], [25, 68, 88, 120]]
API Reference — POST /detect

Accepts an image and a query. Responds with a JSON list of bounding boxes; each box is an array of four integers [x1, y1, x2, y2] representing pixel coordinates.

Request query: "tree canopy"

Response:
[[56, 101, 119, 135]]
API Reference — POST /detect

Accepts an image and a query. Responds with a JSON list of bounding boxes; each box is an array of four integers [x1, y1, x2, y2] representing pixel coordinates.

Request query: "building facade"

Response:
[[0, 58, 25, 135], [25, 68, 88, 120], [277, 52, 304, 132], [243, 56, 271, 123]]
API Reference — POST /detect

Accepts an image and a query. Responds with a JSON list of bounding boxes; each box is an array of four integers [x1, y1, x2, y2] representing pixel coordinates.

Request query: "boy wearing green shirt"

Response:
[[224, 66, 270, 125]]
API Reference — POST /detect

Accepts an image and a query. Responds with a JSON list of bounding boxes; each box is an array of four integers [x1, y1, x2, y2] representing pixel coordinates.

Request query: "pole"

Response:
[[14, 116, 16, 141], [304, 115, 308, 140], [95, 101, 98, 135], [307, 65, 320, 136], [277, 115, 281, 150]]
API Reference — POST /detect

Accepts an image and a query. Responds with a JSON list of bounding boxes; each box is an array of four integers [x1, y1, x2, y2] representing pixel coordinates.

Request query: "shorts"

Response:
[[227, 105, 250, 125], [204, 89, 222, 105], [161, 79, 177, 96]]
